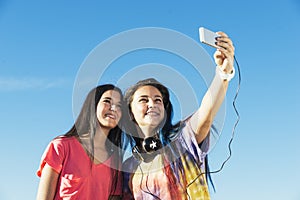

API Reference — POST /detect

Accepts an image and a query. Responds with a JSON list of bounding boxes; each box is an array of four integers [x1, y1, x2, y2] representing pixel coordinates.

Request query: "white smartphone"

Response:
[[199, 27, 219, 48]]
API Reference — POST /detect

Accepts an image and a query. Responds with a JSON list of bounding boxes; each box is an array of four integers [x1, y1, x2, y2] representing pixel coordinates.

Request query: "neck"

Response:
[[138, 125, 161, 139], [94, 126, 110, 149]]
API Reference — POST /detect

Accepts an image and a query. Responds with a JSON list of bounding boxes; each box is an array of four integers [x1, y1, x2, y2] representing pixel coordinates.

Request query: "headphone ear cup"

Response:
[[142, 137, 162, 153]]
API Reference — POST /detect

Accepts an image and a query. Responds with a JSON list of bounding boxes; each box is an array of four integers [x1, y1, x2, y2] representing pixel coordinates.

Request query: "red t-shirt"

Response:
[[37, 136, 122, 200]]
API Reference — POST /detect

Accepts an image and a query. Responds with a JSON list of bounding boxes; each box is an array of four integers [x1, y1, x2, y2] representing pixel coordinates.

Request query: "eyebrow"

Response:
[[138, 95, 163, 98], [102, 97, 121, 103]]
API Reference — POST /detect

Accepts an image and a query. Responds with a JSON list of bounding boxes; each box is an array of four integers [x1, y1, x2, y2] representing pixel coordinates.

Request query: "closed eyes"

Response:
[[137, 96, 163, 104]]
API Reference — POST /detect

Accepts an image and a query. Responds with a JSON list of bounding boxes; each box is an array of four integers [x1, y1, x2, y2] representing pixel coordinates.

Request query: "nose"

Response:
[[147, 99, 155, 108], [110, 104, 117, 111]]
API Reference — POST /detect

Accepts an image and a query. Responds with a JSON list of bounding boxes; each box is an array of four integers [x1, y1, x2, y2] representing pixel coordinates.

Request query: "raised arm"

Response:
[[190, 31, 235, 143], [36, 163, 59, 200]]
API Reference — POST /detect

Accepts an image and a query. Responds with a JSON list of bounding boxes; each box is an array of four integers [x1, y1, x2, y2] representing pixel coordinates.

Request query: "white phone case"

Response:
[[199, 27, 219, 48]]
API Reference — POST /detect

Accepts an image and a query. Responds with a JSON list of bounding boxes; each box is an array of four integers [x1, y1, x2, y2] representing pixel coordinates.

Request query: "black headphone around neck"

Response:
[[132, 136, 162, 162]]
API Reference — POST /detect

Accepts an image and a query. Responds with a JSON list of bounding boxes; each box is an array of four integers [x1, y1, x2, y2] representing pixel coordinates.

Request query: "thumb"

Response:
[[214, 50, 224, 66]]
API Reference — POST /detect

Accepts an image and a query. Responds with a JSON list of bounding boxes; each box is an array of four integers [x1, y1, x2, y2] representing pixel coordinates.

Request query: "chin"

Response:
[[100, 121, 118, 129]]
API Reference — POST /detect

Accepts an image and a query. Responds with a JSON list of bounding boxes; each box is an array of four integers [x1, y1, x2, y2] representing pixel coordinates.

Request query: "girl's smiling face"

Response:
[[130, 85, 165, 131], [96, 89, 122, 131]]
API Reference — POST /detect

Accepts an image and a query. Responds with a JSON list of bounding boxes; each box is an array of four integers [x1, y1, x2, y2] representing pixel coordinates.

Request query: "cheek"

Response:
[[160, 105, 166, 117], [96, 110, 103, 122], [134, 105, 146, 115], [118, 110, 122, 119], [96, 106, 101, 118], [96, 104, 104, 114], [130, 105, 142, 121]]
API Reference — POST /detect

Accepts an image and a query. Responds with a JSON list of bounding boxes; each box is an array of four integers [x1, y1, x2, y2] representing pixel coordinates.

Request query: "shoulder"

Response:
[[51, 136, 77, 145], [46, 136, 78, 152]]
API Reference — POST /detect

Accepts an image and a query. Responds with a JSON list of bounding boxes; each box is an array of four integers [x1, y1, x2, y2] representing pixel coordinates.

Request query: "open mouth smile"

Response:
[[105, 113, 116, 119], [145, 110, 159, 116]]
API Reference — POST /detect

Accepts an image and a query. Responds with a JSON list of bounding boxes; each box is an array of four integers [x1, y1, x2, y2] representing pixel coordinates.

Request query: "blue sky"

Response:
[[0, 1, 299, 199]]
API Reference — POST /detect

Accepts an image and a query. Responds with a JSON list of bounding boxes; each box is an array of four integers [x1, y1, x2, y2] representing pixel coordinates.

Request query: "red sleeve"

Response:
[[36, 138, 65, 177]]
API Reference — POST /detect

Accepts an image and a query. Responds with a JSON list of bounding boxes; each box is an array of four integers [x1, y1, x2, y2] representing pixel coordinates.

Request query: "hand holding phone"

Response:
[[199, 27, 219, 48]]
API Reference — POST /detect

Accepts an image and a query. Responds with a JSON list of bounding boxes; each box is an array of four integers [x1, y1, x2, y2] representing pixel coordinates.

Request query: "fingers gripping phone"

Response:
[[199, 27, 219, 48]]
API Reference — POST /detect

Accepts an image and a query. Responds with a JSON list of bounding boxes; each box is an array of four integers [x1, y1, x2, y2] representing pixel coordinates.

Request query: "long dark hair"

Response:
[[62, 84, 124, 195], [123, 78, 214, 191]]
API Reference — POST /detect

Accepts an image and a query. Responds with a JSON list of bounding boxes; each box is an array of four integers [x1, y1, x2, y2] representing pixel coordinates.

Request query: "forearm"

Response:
[[36, 164, 59, 200], [191, 70, 229, 143], [203, 70, 229, 121]]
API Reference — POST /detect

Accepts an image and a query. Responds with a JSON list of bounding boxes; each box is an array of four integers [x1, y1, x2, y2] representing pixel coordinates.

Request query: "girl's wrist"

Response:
[[216, 66, 235, 81]]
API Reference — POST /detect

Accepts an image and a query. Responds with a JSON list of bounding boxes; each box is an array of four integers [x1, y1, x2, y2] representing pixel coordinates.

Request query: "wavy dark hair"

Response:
[[123, 78, 215, 192], [61, 84, 124, 195]]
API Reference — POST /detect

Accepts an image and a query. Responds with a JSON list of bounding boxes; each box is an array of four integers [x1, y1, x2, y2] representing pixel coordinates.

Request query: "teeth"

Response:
[[146, 111, 158, 115], [105, 114, 116, 119]]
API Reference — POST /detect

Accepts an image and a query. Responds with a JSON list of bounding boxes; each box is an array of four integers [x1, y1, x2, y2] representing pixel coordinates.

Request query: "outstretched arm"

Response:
[[190, 31, 235, 143]]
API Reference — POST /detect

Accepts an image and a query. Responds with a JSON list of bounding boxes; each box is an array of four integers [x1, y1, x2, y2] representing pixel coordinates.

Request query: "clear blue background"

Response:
[[0, 1, 299, 199]]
